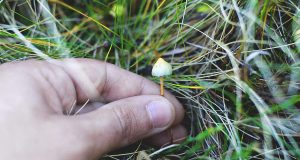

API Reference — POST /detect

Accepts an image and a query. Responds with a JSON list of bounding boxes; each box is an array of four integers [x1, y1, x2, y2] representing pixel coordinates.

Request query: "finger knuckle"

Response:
[[112, 106, 140, 143]]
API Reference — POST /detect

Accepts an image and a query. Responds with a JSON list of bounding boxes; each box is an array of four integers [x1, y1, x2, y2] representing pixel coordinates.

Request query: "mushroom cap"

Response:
[[152, 58, 172, 77]]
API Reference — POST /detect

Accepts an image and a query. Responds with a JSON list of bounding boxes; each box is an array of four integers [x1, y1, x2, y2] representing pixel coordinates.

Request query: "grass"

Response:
[[1, 0, 300, 159]]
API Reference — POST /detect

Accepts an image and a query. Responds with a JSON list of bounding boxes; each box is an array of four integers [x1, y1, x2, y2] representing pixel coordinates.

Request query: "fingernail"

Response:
[[146, 100, 173, 128]]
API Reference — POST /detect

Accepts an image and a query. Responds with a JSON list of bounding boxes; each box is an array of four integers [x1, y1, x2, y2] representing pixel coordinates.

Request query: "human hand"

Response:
[[0, 58, 186, 160]]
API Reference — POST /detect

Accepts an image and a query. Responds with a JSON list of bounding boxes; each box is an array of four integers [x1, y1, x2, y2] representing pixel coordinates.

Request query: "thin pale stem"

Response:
[[159, 77, 173, 143], [160, 77, 164, 96]]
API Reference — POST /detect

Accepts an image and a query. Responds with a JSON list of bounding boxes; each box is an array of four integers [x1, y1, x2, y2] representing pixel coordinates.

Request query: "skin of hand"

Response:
[[0, 58, 186, 160]]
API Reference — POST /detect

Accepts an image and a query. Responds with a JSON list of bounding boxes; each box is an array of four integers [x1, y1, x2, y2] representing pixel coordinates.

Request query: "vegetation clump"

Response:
[[1, 0, 300, 159]]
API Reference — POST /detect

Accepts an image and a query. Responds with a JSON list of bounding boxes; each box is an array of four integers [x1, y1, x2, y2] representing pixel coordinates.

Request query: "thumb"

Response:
[[75, 95, 176, 156]]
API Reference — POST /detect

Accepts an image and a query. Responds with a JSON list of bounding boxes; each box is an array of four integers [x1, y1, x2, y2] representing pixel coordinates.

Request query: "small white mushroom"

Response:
[[152, 58, 172, 96], [152, 58, 172, 77]]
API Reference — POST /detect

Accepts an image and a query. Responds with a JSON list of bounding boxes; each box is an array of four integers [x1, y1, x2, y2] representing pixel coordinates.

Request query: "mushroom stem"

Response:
[[160, 77, 164, 96], [169, 129, 173, 144]]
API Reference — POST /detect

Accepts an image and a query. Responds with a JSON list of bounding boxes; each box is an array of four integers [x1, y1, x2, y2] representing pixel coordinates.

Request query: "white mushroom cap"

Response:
[[152, 58, 172, 77]]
